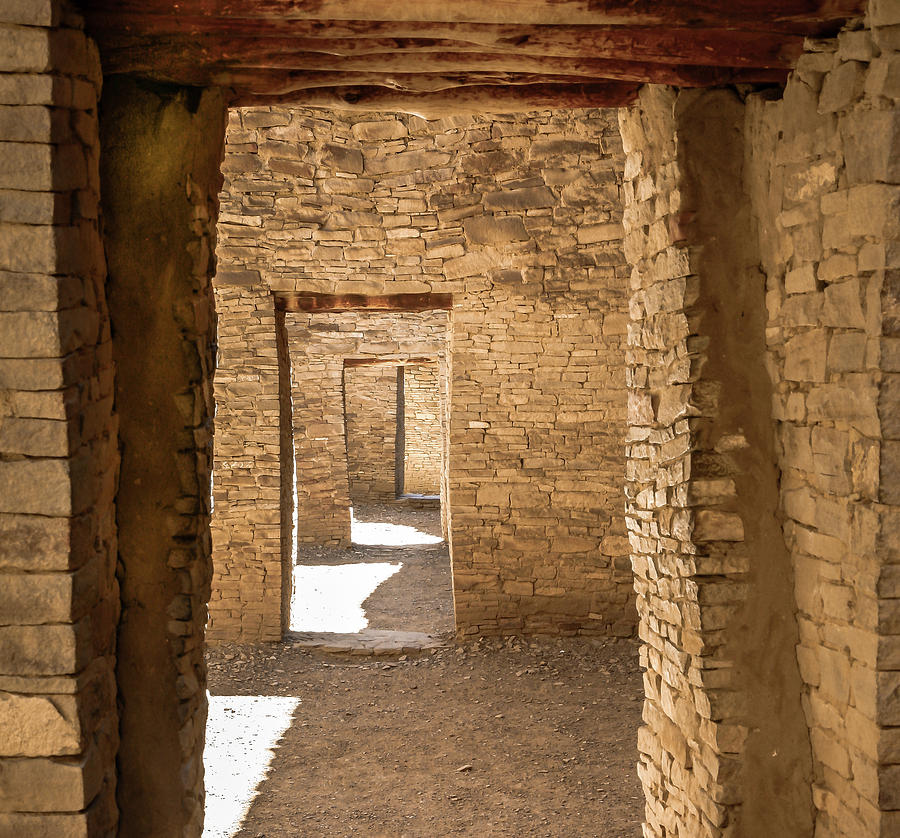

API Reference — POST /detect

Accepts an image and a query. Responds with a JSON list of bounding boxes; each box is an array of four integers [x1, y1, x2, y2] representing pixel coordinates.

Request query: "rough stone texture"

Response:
[[212, 107, 635, 641], [288, 309, 448, 544], [620, 86, 814, 838], [207, 284, 282, 642], [744, 14, 900, 837], [100, 78, 226, 838], [401, 362, 443, 495], [620, 9, 900, 838], [345, 365, 400, 502], [0, 2, 118, 834]]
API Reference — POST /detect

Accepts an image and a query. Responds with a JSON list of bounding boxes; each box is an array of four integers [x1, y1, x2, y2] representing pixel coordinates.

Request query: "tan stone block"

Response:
[[0, 693, 80, 756], [692, 510, 744, 542], [0, 812, 90, 838], [818, 60, 866, 113], [0, 26, 50, 73], [0, 458, 71, 516]]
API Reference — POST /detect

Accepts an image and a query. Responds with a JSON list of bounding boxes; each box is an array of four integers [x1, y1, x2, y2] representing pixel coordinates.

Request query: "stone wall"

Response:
[[745, 10, 900, 835], [286, 308, 448, 544], [402, 362, 443, 495], [0, 3, 119, 834], [100, 78, 225, 836], [620, 8, 900, 837], [213, 106, 635, 639], [345, 364, 399, 502], [620, 86, 812, 838], [207, 282, 283, 642]]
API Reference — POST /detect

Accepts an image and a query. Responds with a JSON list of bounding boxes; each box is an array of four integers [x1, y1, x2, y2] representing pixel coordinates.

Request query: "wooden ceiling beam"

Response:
[[213, 73, 612, 95], [228, 81, 643, 113], [85, 0, 865, 29], [277, 292, 453, 313], [98, 28, 803, 72], [344, 357, 439, 367], [105, 53, 788, 91]]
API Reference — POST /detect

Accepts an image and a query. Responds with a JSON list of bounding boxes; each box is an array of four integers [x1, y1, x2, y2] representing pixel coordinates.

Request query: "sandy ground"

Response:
[[205, 505, 644, 838]]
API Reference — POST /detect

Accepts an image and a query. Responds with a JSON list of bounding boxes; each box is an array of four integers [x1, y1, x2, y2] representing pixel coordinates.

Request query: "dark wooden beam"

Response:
[[276, 292, 453, 313], [344, 357, 439, 367], [216, 72, 612, 95], [94, 27, 804, 70], [85, 0, 865, 29], [228, 81, 643, 113]]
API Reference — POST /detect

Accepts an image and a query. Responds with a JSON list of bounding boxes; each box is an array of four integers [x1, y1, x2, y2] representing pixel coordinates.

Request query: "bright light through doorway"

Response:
[[289, 562, 401, 632], [350, 507, 443, 546], [203, 695, 300, 838]]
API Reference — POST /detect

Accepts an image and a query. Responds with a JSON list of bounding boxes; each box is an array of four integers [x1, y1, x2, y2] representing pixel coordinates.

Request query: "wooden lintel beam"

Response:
[[344, 357, 439, 367], [85, 0, 866, 29], [103, 48, 790, 88], [95, 28, 804, 71], [276, 292, 453, 313], [229, 81, 643, 114]]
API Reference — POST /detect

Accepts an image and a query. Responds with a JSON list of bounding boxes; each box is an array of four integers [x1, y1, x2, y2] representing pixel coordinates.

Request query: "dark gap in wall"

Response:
[[341, 360, 352, 502], [395, 365, 406, 498], [275, 307, 295, 636]]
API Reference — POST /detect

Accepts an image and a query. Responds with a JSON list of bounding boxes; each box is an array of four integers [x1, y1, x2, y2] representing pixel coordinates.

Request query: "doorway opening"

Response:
[[275, 293, 453, 650]]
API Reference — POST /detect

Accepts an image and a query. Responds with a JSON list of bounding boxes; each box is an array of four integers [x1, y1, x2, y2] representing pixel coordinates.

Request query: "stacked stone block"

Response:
[[745, 8, 900, 835], [620, 81, 824, 835], [0, 3, 119, 834], [345, 364, 401, 502], [620, 7, 900, 836], [401, 362, 443, 495], [213, 107, 635, 639], [207, 282, 283, 642]]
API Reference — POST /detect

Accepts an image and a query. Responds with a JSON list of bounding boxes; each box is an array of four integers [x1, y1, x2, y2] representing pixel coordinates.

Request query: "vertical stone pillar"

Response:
[[620, 86, 813, 837], [0, 2, 119, 834], [100, 78, 225, 837], [208, 280, 285, 642]]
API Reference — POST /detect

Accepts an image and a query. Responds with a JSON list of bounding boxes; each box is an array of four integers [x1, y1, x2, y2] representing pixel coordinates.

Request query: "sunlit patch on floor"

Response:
[[290, 562, 402, 632], [203, 695, 300, 838], [350, 507, 443, 546]]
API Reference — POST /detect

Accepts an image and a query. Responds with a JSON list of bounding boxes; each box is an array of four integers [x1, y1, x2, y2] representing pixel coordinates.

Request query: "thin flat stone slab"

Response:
[[286, 629, 448, 655]]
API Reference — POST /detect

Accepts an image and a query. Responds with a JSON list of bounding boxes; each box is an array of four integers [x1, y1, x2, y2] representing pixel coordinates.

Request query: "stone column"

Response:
[[208, 280, 285, 643], [620, 86, 813, 837], [100, 78, 225, 837], [0, 2, 119, 834]]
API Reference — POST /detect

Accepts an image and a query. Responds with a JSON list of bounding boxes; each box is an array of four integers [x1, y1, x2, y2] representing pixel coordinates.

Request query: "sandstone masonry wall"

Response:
[[213, 107, 635, 639], [345, 364, 399, 502], [208, 282, 282, 642], [0, 3, 119, 834], [402, 362, 443, 495], [620, 86, 814, 837], [745, 8, 900, 834], [621, 8, 900, 836]]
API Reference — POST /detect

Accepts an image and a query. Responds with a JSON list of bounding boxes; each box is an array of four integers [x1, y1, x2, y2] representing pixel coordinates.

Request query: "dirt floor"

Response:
[[206, 504, 644, 837], [293, 502, 455, 635]]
